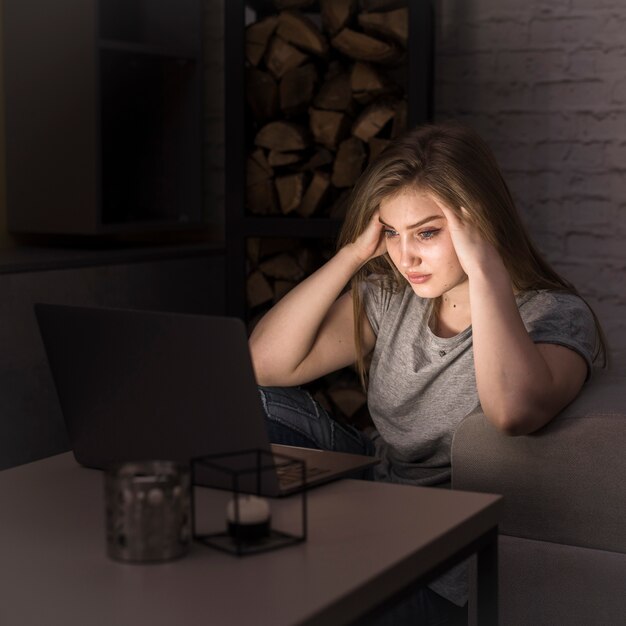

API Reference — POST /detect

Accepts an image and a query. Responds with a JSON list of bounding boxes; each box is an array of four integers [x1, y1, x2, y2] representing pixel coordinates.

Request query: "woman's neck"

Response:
[[431, 287, 471, 338]]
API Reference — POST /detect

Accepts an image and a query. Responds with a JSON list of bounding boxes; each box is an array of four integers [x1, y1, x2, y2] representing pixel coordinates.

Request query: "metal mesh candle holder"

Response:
[[191, 449, 307, 556]]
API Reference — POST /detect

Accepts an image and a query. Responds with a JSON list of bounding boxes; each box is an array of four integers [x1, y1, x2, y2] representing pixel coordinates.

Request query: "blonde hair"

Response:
[[337, 121, 608, 385]]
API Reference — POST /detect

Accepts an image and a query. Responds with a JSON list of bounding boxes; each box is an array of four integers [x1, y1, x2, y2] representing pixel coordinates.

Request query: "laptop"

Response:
[[34, 303, 378, 496]]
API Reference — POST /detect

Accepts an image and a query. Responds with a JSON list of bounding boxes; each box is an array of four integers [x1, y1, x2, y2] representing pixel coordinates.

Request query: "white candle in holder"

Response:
[[226, 495, 271, 542]]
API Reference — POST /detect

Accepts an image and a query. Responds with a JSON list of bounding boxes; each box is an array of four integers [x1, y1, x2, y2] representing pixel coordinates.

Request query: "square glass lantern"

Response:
[[191, 449, 307, 556]]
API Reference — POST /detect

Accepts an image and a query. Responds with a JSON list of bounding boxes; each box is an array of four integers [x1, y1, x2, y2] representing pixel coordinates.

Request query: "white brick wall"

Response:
[[435, 0, 626, 377]]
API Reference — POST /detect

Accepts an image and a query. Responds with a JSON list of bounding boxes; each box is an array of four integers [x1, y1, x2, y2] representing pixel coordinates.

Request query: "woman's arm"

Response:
[[440, 205, 587, 436], [249, 213, 385, 387]]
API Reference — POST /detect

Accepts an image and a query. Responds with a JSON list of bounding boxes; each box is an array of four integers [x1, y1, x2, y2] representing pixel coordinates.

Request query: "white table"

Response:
[[0, 453, 502, 625]]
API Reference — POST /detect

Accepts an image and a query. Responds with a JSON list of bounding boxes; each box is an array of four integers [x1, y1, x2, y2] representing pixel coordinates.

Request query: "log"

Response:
[[246, 180, 277, 215], [358, 8, 409, 47], [350, 62, 393, 103], [296, 246, 319, 274], [391, 98, 407, 138], [320, 0, 357, 35], [246, 68, 279, 122], [280, 63, 318, 115], [273, 280, 296, 302], [313, 72, 352, 111], [247, 238, 261, 265], [352, 99, 397, 141], [259, 252, 305, 281], [267, 150, 303, 166], [298, 171, 331, 217], [368, 137, 391, 163], [309, 107, 350, 149], [275, 172, 307, 214], [247, 270, 274, 308], [265, 36, 309, 79], [329, 189, 352, 219], [247, 149, 273, 186], [245, 16, 278, 66], [274, 0, 315, 9], [301, 147, 334, 170], [277, 11, 328, 57], [255, 120, 311, 151], [247, 150, 277, 215], [361, 0, 407, 10], [330, 28, 401, 64], [332, 137, 366, 187]]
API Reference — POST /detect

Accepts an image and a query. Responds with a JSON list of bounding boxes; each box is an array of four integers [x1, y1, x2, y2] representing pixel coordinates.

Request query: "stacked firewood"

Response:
[[245, 0, 409, 219], [246, 236, 333, 315]]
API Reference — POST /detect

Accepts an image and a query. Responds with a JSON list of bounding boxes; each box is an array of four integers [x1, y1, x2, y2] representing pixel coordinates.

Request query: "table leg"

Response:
[[476, 526, 499, 626]]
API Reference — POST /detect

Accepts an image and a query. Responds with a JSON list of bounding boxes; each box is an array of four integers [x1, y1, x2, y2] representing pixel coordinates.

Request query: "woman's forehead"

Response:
[[379, 189, 446, 220]]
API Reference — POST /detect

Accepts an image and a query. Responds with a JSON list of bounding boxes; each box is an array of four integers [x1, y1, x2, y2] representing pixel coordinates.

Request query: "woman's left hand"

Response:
[[438, 203, 502, 278]]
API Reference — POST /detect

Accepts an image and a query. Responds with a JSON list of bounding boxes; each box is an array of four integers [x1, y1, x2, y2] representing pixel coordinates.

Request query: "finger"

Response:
[[458, 206, 472, 223], [439, 203, 463, 228]]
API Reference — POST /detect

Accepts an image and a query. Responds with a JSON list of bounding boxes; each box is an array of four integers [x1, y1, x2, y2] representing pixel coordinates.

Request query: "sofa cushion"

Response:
[[451, 377, 626, 552], [493, 536, 626, 626]]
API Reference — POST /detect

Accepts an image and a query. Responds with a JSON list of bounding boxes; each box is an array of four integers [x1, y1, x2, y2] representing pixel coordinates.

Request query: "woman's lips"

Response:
[[406, 273, 431, 284]]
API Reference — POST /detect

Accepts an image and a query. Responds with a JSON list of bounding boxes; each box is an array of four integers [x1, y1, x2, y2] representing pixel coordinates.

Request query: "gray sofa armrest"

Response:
[[451, 377, 626, 553]]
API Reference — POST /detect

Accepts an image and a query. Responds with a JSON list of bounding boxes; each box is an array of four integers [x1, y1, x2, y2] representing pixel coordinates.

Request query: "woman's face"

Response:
[[378, 188, 467, 299]]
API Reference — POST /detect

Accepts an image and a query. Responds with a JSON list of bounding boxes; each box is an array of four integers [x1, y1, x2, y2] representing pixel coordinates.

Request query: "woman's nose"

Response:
[[399, 237, 420, 268]]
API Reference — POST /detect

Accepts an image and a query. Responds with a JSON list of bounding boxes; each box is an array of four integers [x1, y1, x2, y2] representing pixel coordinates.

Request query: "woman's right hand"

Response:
[[348, 210, 387, 266]]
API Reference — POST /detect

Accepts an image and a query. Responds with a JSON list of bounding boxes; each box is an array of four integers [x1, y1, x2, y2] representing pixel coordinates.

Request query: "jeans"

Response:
[[259, 386, 468, 626]]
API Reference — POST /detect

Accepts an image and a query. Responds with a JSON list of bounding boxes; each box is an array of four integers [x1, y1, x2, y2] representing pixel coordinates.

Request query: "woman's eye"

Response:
[[383, 228, 398, 238], [418, 229, 440, 241]]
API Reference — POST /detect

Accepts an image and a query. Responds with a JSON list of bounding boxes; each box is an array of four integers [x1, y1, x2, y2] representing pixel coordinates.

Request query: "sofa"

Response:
[[451, 373, 626, 626]]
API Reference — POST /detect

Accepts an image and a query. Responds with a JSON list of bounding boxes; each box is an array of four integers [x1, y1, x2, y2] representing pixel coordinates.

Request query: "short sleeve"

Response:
[[361, 277, 393, 335], [518, 291, 598, 376]]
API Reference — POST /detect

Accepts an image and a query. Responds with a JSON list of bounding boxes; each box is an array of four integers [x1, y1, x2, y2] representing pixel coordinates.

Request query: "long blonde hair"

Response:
[[337, 121, 608, 385]]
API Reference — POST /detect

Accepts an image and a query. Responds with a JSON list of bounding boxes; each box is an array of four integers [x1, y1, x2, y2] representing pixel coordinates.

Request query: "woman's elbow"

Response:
[[248, 339, 273, 386], [248, 339, 295, 387], [485, 405, 554, 437]]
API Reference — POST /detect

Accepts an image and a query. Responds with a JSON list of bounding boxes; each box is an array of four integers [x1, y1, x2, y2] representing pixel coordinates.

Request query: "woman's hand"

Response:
[[347, 210, 387, 266], [439, 204, 502, 277]]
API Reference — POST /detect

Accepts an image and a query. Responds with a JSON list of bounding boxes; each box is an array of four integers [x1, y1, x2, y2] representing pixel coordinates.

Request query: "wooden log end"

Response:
[[265, 35, 310, 79], [277, 10, 329, 57], [309, 108, 350, 150], [331, 28, 401, 64], [275, 172, 307, 214], [358, 7, 409, 47], [255, 120, 311, 152], [245, 16, 279, 66], [332, 137, 367, 188], [298, 171, 331, 217], [247, 270, 274, 308], [352, 98, 397, 142]]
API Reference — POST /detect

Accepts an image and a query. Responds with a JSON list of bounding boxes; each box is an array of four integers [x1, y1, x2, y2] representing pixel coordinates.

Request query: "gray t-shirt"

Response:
[[362, 281, 597, 606], [364, 282, 597, 487]]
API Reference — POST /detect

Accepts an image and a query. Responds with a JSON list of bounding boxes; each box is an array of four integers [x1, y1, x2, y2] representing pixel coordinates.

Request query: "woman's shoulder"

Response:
[[516, 289, 591, 317], [516, 288, 596, 347]]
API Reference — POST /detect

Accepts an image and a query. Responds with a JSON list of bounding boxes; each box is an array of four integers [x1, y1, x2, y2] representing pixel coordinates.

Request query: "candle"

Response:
[[226, 495, 271, 542]]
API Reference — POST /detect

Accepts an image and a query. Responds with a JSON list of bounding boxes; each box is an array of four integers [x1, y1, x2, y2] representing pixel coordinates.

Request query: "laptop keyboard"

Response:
[[275, 462, 330, 487]]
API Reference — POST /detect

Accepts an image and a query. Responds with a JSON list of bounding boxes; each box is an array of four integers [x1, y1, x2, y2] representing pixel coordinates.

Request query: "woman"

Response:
[[249, 122, 605, 624]]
